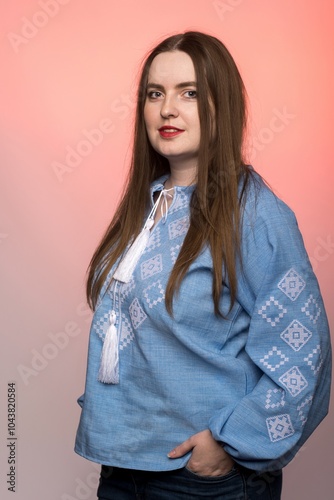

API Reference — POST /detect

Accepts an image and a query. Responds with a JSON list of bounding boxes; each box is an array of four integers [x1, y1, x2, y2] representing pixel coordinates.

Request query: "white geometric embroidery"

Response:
[[266, 414, 295, 442], [265, 388, 286, 410], [279, 366, 308, 397], [169, 192, 189, 214], [304, 345, 323, 375], [141, 254, 163, 280], [297, 395, 313, 426], [144, 227, 161, 254], [119, 314, 135, 350], [278, 268, 306, 301], [168, 216, 189, 240], [129, 298, 147, 329], [258, 296, 288, 327], [301, 294, 321, 324], [260, 347, 289, 372], [143, 280, 165, 309], [120, 279, 136, 303], [280, 320, 312, 351], [93, 312, 110, 340], [170, 244, 181, 264]]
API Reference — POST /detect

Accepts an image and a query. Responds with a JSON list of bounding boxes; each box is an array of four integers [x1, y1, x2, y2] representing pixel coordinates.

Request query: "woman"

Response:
[[75, 31, 331, 499]]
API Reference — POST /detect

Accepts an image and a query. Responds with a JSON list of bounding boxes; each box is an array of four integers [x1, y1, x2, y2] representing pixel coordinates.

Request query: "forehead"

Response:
[[147, 50, 196, 84]]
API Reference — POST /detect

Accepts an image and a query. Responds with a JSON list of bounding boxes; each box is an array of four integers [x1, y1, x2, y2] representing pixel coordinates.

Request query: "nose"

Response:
[[160, 95, 179, 119]]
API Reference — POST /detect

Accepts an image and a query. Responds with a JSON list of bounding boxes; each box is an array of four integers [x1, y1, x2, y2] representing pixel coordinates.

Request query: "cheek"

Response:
[[143, 108, 155, 147], [194, 115, 201, 139], [143, 104, 153, 130], [187, 108, 200, 132]]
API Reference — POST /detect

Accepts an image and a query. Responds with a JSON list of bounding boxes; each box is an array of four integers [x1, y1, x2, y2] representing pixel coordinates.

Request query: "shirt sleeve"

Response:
[[208, 181, 332, 471]]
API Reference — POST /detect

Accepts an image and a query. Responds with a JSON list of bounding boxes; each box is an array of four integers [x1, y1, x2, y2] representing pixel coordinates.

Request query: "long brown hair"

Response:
[[87, 31, 251, 314]]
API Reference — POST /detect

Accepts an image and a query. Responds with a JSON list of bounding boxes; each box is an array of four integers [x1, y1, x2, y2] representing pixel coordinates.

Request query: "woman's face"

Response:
[[144, 50, 201, 171]]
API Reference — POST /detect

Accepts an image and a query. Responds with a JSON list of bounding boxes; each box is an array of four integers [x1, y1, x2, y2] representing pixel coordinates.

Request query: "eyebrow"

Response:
[[146, 81, 197, 91]]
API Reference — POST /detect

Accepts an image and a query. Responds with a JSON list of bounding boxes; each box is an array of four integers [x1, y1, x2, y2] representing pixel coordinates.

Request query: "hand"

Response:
[[167, 429, 235, 477]]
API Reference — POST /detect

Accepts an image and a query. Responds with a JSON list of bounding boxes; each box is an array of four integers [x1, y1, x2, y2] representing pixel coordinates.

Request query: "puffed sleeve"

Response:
[[209, 177, 331, 471]]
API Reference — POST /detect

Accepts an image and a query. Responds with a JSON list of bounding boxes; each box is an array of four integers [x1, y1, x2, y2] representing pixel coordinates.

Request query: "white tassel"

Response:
[[113, 218, 154, 283], [113, 188, 174, 284], [98, 311, 119, 384], [99, 188, 174, 384]]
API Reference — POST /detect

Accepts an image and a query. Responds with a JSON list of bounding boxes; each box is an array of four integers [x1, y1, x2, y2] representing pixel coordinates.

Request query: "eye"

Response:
[[147, 91, 163, 99], [184, 90, 197, 99]]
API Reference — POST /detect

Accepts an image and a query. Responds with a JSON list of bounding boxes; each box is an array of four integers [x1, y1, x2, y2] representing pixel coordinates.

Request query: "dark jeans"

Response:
[[97, 464, 282, 499]]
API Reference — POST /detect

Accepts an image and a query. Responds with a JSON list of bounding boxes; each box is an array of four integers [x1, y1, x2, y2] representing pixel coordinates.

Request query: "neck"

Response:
[[165, 164, 197, 189]]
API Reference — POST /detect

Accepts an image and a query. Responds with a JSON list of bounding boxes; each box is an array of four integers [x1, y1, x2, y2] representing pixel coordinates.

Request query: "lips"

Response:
[[158, 126, 185, 138]]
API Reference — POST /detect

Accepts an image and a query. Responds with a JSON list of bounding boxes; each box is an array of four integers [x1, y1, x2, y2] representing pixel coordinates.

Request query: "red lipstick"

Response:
[[158, 126, 184, 138]]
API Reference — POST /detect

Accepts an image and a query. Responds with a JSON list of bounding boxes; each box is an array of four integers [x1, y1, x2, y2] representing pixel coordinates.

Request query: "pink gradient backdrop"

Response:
[[1, 1, 333, 499]]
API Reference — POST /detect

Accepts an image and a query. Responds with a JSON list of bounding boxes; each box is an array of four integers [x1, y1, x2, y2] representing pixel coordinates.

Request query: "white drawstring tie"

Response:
[[113, 188, 174, 283], [98, 187, 174, 384]]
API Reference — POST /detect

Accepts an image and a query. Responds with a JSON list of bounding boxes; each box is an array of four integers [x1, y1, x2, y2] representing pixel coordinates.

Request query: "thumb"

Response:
[[167, 437, 194, 459]]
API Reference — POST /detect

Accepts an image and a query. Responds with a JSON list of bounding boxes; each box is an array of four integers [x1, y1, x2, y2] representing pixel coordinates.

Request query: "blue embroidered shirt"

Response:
[[75, 173, 331, 472]]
